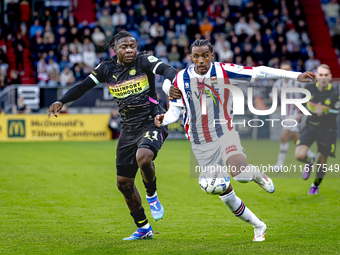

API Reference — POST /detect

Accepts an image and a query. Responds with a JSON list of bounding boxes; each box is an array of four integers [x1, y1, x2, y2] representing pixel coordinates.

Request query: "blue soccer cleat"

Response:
[[146, 192, 164, 220], [123, 225, 154, 240], [308, 184, 319, 195]]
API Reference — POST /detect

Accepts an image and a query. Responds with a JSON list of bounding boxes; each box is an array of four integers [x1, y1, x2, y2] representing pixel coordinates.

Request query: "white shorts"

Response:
[[191, 129, 246, 173], [282, 115, 299, 133]]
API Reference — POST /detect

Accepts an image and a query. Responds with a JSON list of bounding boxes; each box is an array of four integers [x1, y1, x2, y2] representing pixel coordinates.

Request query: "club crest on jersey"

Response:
[[129, 68, 136, 75], [185, 82, 189, 88], [148, 56, 158, 63]]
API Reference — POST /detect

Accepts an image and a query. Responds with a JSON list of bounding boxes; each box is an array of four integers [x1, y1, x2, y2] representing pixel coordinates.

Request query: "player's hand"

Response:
[[48, 101, 63, 118], [296, 113, 303, 123], [315, 102, 323, 116], [297, 72, 316, 83], [169, 86, 182, 100], [154, 114, 164, 127]]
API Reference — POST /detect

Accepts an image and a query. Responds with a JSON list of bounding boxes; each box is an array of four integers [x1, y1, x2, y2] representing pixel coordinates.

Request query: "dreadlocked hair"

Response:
[[105, 31, 135, 50], [190, 39, 214, 53]]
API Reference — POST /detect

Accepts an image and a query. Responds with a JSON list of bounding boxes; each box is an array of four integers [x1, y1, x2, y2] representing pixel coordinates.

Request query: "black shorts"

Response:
[[297, 125, 337, 157], [116, 123, 168, 178]]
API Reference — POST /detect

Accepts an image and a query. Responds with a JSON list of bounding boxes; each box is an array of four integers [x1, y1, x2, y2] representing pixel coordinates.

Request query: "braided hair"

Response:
[[105, 31, 135, 50], [190, 39, 214, 53]]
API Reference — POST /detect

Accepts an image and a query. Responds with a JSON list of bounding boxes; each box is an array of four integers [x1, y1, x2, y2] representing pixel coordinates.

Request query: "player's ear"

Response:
[[211, 51, 215, 60]]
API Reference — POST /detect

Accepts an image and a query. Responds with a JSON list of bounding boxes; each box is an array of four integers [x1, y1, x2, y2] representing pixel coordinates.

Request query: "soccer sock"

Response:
[[233, 164, 260, 183], [277, 143, 289, 165], [130, 207, 148, 228], [313, 178, 323, 186], [298, 155, 311, 164], [220, 190, 262, 228], [143, 177, 157, 197], [314, 164, 326, 186], [307, 149, 315, 158]]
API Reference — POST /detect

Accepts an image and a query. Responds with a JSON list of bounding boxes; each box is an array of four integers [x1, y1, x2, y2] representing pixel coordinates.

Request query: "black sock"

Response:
[[314, 178, 323, 186], [143, 177, 157, 197], [298, 155, 311, 164], [131, 207, 148, 228]]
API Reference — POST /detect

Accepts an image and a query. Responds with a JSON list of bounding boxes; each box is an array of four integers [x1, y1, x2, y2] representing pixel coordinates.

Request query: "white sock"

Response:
[[233, 164, 260, 183], [307, 149, 315, 158], [146, 191, 157, 198], [277, 143, 289, 165], [140, 223, 150, 229], [219, 190, 262, 227]]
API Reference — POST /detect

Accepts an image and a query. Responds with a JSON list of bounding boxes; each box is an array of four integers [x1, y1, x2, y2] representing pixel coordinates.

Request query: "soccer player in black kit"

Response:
[[295, 64, 340, 195], [48, 32, 181, 240]]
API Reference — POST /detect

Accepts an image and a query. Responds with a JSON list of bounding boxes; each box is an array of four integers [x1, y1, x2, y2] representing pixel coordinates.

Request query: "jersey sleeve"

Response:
[[89, 62, 106, 85], [140, 53, 177, 78], [162, 101, 183, 126], [221, 63, 257, 84]]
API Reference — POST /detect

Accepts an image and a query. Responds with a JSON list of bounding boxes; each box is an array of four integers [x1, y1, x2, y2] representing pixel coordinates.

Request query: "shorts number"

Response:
[[144, 131, 158, 141], [330, 143, 335, 154]]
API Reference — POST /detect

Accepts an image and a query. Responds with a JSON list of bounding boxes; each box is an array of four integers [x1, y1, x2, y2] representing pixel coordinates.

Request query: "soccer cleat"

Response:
[[253, 221, 266, 242], [123, 225, 154, 240], [302, 156, 315, 180], [146, 192, 164, 221], [308, 184, 319, 195], [254, 172, 275, 193]]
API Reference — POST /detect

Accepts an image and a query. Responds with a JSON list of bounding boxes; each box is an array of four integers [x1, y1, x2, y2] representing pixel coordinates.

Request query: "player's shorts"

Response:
[[282, 115, 300, 133], [116, 123, 168, 178], [297, 125, 337, 157], [191, 129, 246, 177]]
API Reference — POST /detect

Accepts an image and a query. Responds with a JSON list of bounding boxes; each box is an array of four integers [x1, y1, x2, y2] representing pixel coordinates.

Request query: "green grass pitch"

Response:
[[0, 139, 339, 254]]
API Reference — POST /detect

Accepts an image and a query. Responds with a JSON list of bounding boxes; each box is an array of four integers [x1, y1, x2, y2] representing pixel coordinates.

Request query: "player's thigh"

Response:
[[138, 124, 168, 160], [192, 140, 224, 168], [316, 130, 337, 157], [221, 129, 246, 167], [116, 131, 139, 178]]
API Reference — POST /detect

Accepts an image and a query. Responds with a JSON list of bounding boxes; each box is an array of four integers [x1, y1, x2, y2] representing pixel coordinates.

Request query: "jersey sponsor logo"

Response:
[[225, 144, 237, 154], [95, 63, 101, 69], [148, 56, 158, 63], [107, 74, 149, 99], [129, 68, 136, 75]]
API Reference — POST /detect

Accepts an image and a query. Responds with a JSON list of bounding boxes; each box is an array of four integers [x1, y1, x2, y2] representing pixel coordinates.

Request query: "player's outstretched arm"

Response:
[[254, 66, 316, 82], [162, 79, 182, 100], [297, 72, 316, 83], [47, 76, 97, 118], [154, 103, 182, 127]]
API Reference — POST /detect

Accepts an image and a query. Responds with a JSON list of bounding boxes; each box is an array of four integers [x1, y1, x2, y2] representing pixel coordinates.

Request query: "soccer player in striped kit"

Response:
[[157, 39, 316, 241], [270, 61, 316, 169]]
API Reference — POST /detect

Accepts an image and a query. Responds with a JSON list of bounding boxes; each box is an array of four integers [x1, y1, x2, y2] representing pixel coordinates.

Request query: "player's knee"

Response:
[[136, 150, 153, 169], [295, 149, 306, 160], [117, 178, 134, 196]]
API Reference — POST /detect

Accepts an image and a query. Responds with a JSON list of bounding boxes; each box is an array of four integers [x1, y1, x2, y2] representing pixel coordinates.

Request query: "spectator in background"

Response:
[[199, 17, 213, 36], [83, 46, 97, 68], [12, 34, 26, 75], [0, 73, 9, 91], [168, 45, 182, 68], [47, 58, 60, 75], [47, 68, 59, 87], [126, 8, 138, 31], [108, 108, 121, 139], [9, 70, 21, 85], [99, 9, 114, 35], [235, 17, 249, 36], [92, 27, 106, 46], [69, 48, 83, 67], [187, 19, 200, 42], [150, 22, 165, 39], [305, 52, 321, 72], [60, 66, 75, 86], [37, 65, 49, 86], [323, 0, 340, 28], [207, 0, 221, 20], [6, 0, 21, 34], [112, 7, 127, 27], [73, 64, 86, 84], [59, 54, 70, 72], [69, 38, 83, 54], [12, 97, 31, 114], [155, 41, 167, 58], [29, 19, 44, 38], [0, 48, 9, 73]]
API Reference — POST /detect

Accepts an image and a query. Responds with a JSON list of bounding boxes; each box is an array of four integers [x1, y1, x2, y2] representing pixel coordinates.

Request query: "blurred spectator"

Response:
[[92, 27, 106, 46], [59, 105, 68, 114], [187, 19, 200, 42], [112, 7, 127, 27], [12, 34, 26, 75], [0, 73, 9, 91], [150, 22, 165, 39], [199, 18, 213, 36], [108, 108, 121, 139], [126, 9, 138, 31], [47, 58, 60, 75], [99, 9, 114, 35], [168, 46, 182, 68], [235, 17, 249, 36], [83, 46, 97, 68], [47, 68, 59, 87], [323, 0, 340, 28], [73, 64, 86, 83], [60, 66, 75, 86], [333, 17, 340, 49], [37, 65, 49, 86], [8, 70, 21, 85], [59, 55, 70, 72], [29, 19, 44, 38], [305, 52, 321, 72], [12, 97, 31, 114], [69, 38, 83, 54], [6, 0, 20, 34], [0, 48, 9, 73], [207, 0, 221, 20], [69, 48, 83, 67], [155, 41, 167, 58]]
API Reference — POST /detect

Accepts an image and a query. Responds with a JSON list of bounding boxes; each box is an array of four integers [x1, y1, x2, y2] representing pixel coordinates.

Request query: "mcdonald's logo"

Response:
[[8, 120, 25, 138]]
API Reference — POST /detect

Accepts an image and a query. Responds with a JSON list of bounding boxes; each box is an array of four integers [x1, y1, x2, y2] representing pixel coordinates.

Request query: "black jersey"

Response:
[[89, 52, 175, 131], [304, 83, 340, 131]]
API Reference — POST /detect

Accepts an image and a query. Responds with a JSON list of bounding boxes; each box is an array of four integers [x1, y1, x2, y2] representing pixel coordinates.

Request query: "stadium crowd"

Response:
[[0, 0, 334, 91]]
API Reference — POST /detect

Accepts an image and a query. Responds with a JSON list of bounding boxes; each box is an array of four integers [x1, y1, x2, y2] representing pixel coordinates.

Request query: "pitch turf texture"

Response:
[[1, 140, 339, 254]]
